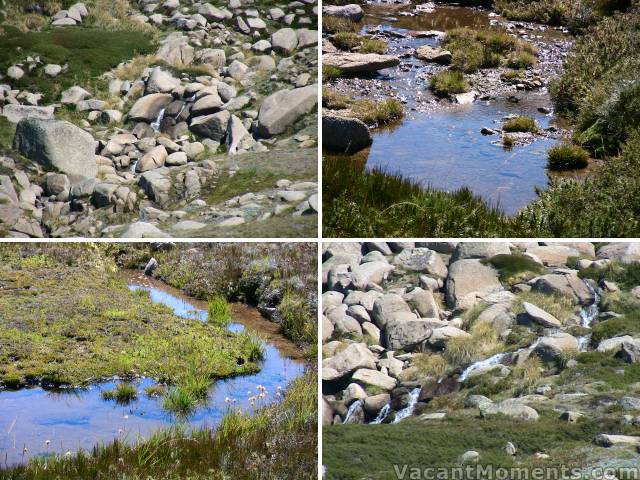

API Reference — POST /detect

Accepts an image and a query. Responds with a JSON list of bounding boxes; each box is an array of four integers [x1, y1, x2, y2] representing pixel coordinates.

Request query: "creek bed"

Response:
[[0, 273, 304, 467], [327, 4, 577, 215]]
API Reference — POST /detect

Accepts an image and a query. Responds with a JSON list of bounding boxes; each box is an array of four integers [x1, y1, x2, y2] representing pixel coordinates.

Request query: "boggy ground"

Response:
[[322, 0, 640, 237], [0, 242, 318, 479], [322, 242, 640, 479], [0, 0, 318, 238]]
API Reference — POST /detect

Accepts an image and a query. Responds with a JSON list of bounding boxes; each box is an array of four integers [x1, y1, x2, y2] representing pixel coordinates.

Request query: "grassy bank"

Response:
[[1, 370, 317, 480], [323, 155, 528, 237], [0, 244, 263, 389], [112, 243, 318, 352]]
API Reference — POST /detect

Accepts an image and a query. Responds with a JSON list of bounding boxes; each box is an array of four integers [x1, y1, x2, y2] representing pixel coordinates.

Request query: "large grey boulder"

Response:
[[323, 52, 400, 74], [535, 333, 579, 361], [128, 94, 173, 122], [256, 85, 317, 137], [2, 105, 55, 124], [403, 287, 440, 318], [386, 319, 433, 350], [530, 273, 595, 306], [136, 145, 167, 172], [138, 168, 171, 206], [445, 259, 502, 310], [271, 28, 298, 53], [351, 261, 394, 290], [13, 118, 96, 180], [522, 302, 562, 328], [226, 114, 256, 154], [372, 294, 414, 328], [597, 243, 640, 264], [451, 243, 511, 262], [322, 343, 377, 377], [322, 115, 372, 153], [146, 67, 181, 94], [352, 368, 397, 391], [189, 111, 231, 141], [480, 399, 539, 421], [394, 248, 447, 277], [156, 33, 194, 66], [323, 4, 364, 21]]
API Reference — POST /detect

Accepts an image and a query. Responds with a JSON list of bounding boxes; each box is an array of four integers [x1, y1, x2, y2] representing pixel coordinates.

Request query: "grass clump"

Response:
[[102, 382, 138, 404], [208, 295, 232, 326], [547, 143, 590, 170], [350, 98, 404, 126], [279, 291, 317, 345], [430, 70, 468, 97], [443, 27, 536, 73], [322, 87, 350, 110], [323, 16, 359, 34], [502, 116, 537, 133], [323, 64, 344, 81], [144, 384, 166, 397], [483, 254, 545, 284], [444, 323, 503, 366], [360, 37, 387, 54], [408, 353, 450, 380], [513, 291, 576, 325], [332, 32, 361, 50], [163, 387, 197, 416]]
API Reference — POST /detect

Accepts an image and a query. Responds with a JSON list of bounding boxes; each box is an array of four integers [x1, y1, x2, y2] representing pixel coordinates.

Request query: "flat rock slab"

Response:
[[2, 105, 55, 123], [323, 52, 400, 74], [523, 302, 562, 328]]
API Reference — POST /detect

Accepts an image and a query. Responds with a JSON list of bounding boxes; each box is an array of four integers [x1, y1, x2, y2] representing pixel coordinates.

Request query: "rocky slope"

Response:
[[323, 242, 640, 474], [0, 0, 318, 238]]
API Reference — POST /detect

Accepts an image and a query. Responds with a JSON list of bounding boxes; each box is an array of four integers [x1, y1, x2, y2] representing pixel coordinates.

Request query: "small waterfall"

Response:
[[343, 399, 363, 424], [129, 160, 138, 173], [458, 352, 507, 382], [392, 387, 421, 423], [577, 282, 600, 351], [151, 108, 166, 132], [370, 404, 391, 424]]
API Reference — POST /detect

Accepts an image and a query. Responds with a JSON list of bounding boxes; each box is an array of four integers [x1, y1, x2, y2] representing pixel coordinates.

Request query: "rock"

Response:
[[531, 274, 595, 306], [191, 92, 223, 116], [190, 111, 231, 141], [403, 288, 440, 318], [323, 52, 400, 74], [385, 320, 432, 350], [595, 434, 640, 447], [459, 451, 480, 463], [617, 341, 640, 364], [428, 326, 471, 347], [535, 333, 578, 361], [451, 243, 511, 262], [44, 173, 71, 200], [351, 261, 394, 290], [618, 396, 640, 410], [323, 4, 364, 21], [322, 315, 334, 342], [120, 221, 167, 238], [394, 248, 447, 277], [271, 28, 298, 53], [352, 368, 397, 391], [446, 259, 502, 310], [297, 29, 318, 48], [146, 67, 181, 94], [364, 394, 390, 414], [92, 183, 119, 208], [256, 85, 317, 137], [171, 220, 207, 233], [166, 151, 188, 166], [195, 49, 226, 69], [144, 257, 158, 275], [414, 45, 452, 64], [480, 399, 539, 421], [199, 3, 228, 21], [322, 115, 372, 153], [156, 33, 194, 66], [136, 146, 167, 172], [60, 86, 91, 105], [372, 294, 414, 328], [597, 243, 640, 264], [2, 105, 55, 124], [455, 92, 478, 104], [128, 94, 173, 122], [597, 336, 635, 353], [344, 383, 368, 405], [7, 66, 24, 80], [322, 397, 334, 426], [505, 442, 517, 455], [560, 411, 583, 423], [522, 302, 562, 328], [13, 118, 96, 180], [322, 343, 377, 377], [139, 168, 171, 205], [526, 245, 579, 267], [227, 60, 248, 81], [226, 114, 256, 154]]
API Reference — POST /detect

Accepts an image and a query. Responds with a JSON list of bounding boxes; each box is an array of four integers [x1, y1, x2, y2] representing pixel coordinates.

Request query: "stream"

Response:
[[327, 4, 579, 215], [0, 273, 304, 467]]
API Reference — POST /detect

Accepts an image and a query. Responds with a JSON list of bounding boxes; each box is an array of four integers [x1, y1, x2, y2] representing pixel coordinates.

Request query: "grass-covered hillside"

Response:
[[323, 242, 640, 479]]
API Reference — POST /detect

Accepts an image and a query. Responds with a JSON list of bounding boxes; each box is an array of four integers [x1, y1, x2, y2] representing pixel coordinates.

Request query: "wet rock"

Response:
[[322, 115, 372, 153]]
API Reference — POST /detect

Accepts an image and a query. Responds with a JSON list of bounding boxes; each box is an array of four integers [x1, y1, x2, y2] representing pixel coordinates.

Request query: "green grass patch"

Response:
[[208, 295, 232, 327], [565, 350, 640, 390], [578, 261, 640, 290], [429, 70, 468, 97], [323, 16, 359, 34], [323, 64, 345, 81], [163, 386, 197, 416], [361, 37, 387, 54], [322, 87, 350, 110], [0, 27, 153, 103], [502, 116, 537, 133], [547, 143, 590, 170], [332, 32, 361, 50], [350, 98, 403, 126], [279, 290, 317, 345], [323, 155, 528, 237], [483, 254, 545, 284]]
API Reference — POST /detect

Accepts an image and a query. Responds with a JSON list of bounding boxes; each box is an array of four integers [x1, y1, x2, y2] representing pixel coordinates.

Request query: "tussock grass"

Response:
[[1, 372, 318, 480], [444, 323, 504, 366], [322, 87, 350, 109], [208, 295, 232, 327], [408, 353, 450, 380], [547, 143, 590, 170], [502, 116, 537, 133], [332, 32, 361, 50], [280, 291, 317, 345], [483, 254, 545, 284], [101, 382, 137, 404], [430, 70, 468, 97], [163, 387, 197, 416], [360, 37, 387, 54], [323, 16, 359, 34], [323, 64, 344, 81], [513, 291, 576, 325], [350, 98, 404, 126], [323, 155, 527, 237]]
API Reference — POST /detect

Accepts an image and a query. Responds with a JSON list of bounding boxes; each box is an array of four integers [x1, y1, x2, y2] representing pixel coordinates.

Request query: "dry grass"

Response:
[[407, 353, 450, 380], [444, 323, 504, 365], [513, 291, 577, 325]]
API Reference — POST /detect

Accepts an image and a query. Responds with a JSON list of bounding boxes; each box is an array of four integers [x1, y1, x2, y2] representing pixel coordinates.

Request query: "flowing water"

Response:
[[392, 387, 421, 423], [343, 399, 364, 424], [578, 283, 600, 351], [370, 403, 391, 424], [0, 274, 304, 467], [150, 108, 166, 133], [458, 352, 508, 382], [327, 4, 577, 215]]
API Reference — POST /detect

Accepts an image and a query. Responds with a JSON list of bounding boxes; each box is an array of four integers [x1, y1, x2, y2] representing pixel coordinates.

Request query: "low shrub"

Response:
[[547, 143, 590, 170], [430, 70, 468, 97], [503, 116, 537, 133]]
